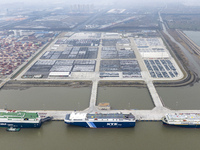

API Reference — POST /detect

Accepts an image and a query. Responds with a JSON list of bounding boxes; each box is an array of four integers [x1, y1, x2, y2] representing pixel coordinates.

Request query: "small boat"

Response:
[[6, 127, 21, 132]]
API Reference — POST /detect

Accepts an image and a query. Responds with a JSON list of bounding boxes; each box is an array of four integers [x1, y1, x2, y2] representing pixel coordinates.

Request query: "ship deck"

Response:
[[0, 111, 39, 119], [86, 113, 135, 119], [166, 113, 200, 121]]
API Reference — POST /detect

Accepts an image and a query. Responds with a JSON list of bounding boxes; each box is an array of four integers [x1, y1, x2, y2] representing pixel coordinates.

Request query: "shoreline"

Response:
[[2, 70, 197, 90], [3, 81, 92, 90]]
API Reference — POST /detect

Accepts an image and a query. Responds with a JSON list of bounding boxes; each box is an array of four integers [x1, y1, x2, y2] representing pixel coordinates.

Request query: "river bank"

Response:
[[3, 81, 92, 90]]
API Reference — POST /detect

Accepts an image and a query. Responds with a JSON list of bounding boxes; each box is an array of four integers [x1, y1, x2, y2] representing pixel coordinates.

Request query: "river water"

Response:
[[0, 121, 200, 150], [0, 31, 200, 150], [0, 87, 91, 110], [97, 87, 154, 110], [157, 31, 200, 110], [183, 31, 200, 47]]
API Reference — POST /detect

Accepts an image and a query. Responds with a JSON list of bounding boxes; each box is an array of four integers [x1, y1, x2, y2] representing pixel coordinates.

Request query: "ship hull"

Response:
[[162, 122, 200, 128], [0, 122, 42, 128], [65, 121, 135, 128]]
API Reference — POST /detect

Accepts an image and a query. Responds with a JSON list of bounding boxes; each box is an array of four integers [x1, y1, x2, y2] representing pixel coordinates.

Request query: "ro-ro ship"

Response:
[[0, 110, 52, 129], [65, 112, 135, 128], [162, 113, 200, 128]]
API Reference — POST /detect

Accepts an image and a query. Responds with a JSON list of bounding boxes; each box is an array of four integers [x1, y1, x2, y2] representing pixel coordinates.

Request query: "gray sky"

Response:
[[0, 0, 199, 5]]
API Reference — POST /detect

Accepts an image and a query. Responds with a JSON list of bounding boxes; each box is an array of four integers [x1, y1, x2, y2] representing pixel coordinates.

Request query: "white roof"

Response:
[[140, 52, 169, 58], [70, 112, 87, 120], [49, 72, 69, 76]]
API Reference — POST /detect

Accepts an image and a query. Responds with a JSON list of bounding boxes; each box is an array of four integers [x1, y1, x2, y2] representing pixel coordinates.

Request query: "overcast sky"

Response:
[[0, 0, 199, 5]]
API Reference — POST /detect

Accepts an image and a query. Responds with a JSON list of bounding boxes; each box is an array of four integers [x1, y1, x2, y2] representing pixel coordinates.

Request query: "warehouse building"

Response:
[[48, 72, 70, 78]]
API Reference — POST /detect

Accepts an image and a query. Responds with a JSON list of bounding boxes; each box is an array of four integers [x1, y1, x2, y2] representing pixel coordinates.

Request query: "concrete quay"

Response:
[[37, 110, 72, 120], [24, 109, 200, 121]]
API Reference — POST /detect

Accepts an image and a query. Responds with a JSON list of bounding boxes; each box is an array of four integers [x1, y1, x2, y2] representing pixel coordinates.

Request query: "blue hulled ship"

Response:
[[0, 110, 53, 131], [64, 112, 135, 128], [0, 110, 42, 128]]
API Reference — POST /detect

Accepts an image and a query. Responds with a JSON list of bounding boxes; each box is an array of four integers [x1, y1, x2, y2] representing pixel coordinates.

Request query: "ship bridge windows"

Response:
[[164, 118, 168, 122], [65, 114, 70, 120]]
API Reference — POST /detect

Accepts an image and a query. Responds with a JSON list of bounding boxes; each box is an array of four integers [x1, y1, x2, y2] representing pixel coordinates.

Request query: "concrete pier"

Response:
[[88, 80, 99, 112], [142, 71, 164, 107], [146, 81, 164, 107]]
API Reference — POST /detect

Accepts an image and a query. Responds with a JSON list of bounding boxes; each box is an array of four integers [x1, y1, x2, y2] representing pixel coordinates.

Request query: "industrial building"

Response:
[[49, 72, 70, 78]]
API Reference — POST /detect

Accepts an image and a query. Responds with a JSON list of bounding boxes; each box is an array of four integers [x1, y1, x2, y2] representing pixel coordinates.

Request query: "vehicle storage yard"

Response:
[[144, 59, 178, 78], [18, 32, 183, 81]]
